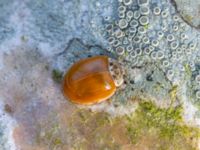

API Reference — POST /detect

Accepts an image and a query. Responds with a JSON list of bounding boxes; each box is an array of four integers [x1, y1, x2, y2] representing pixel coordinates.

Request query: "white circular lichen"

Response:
[[173, 15, 179, 22], [181, 44, 187, 49], [161, 9, 169, 18], [133, 11, 141, 19], [126, 10, 134, 19], [149, 45, 155, 52], [156, 51, 165, 60], [118, 5, 126, 13], [151, 51, 157, 60], [106, 24, 113, 32], [157, 31, 164, 39], [104, 0, 200, 122], [113, 40, 121, 47], [195, 75, 200, 84], [123, 0, 133, 6], [128, 32, 136, 39], [176, 48, 183, 54], [139, 16, 149, 25], [130, 19, 139, 27], [180, 33, 187, 40], [142, 36, 150, 44], [119, 12, 125, 18], [144, 47, 151, 55], [139, 6, 150, 15], [173, 24, 179, 32], [151, 39, 159, 47], [189, 62, 196, 71], [162, 60, 170, 67], [161, 23, 168, 31], [116, 46, 125, 55], [189, 42, 196, 50], [126, 45, 134, 52], [115, 30, 125, 38], [137, 0, 149, 6], [133, 36, 141, 44], [170, 41, 179, 50], [119, 19, 128, 29], [130, 50, 137, 58], [129, 26, 137, 33], [135, 48, 142, 56], [166, 69, 174, 80], [153, 7, 161, 15], [138, 26, 146, 34], [108, 37, 115, 44], [167, 34, 175, 42]]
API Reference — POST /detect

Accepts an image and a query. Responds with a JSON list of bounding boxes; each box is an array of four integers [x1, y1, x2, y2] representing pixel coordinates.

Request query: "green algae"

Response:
[[20, 35, 28, 42], [52, 69, 63, 83], [126, 100, 199, 149], [169, 85, 178, 105], [34, 115, 65, 150], [66, 101, 199, 150], [35, 101, 199, 150], [68, 109, 122, 150]]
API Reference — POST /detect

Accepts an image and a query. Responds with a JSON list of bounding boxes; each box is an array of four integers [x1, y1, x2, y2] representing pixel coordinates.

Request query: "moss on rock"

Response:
[[126, 100, 199, 150]]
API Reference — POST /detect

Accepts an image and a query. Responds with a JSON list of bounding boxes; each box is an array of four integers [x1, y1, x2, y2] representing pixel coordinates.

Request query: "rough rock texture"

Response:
[[173, 0, 200, 29], [0, 0, 200, 149]]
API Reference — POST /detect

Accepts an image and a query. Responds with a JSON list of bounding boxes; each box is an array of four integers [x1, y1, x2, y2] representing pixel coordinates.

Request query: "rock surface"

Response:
[[174, 0, 200, 29], [0, 0, 200, 149]]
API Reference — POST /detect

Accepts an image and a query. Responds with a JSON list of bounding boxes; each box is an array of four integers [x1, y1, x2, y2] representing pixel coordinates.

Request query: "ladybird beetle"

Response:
[[62, 56, 124, 105]]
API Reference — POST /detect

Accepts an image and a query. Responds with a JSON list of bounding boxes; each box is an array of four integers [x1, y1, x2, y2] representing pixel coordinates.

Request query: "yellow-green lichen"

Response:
[[184, 14, 194, 22], [34, 102, 199, 150], [126, 100, 199, 149], [68, 109, 122, 150], [35, 121, 64, 150], [184, 63, 192, 79], [144, 24, 149, 30]]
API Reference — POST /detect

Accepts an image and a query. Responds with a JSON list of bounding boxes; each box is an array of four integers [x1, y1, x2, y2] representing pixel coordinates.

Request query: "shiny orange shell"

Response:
[[62, 56, 116, 105]]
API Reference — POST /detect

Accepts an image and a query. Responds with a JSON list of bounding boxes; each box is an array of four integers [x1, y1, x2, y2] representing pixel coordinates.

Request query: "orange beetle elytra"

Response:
[[62, 56, 124, 105]]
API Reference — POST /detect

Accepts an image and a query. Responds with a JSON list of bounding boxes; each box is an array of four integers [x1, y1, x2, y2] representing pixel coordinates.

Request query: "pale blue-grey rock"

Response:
[[0, 0, 200, 149]]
